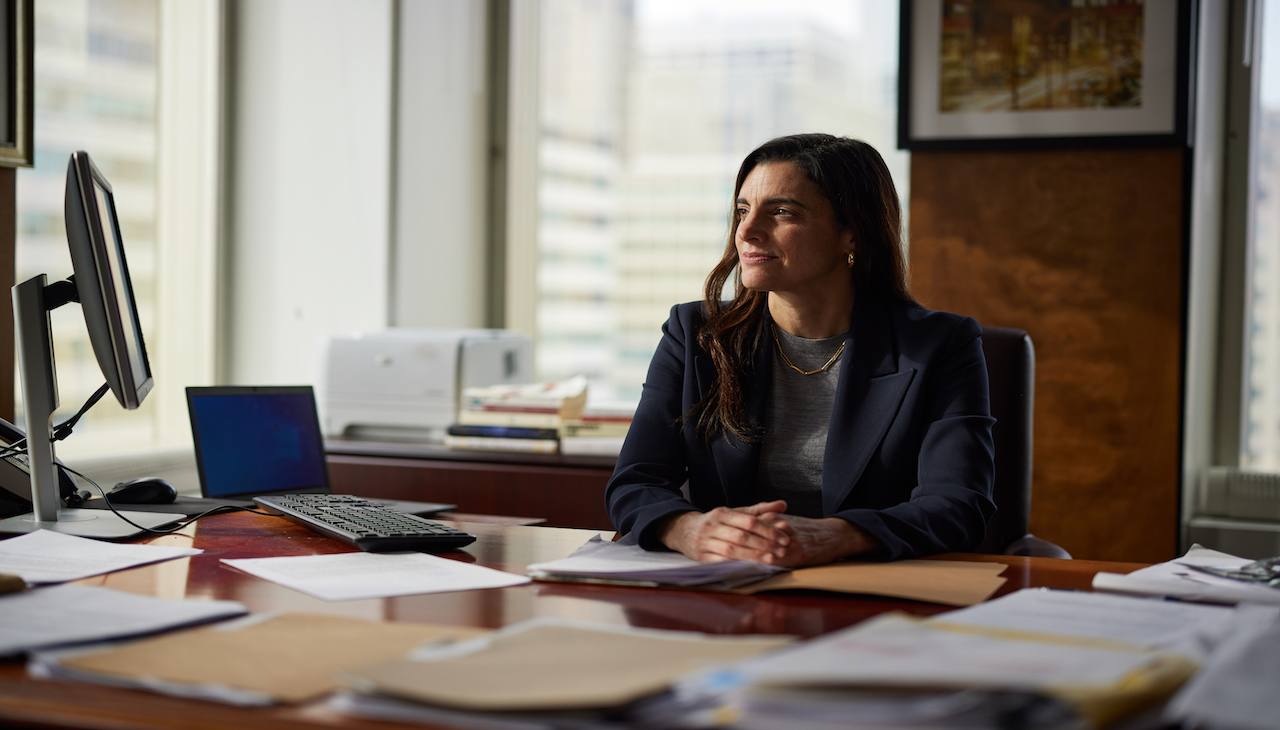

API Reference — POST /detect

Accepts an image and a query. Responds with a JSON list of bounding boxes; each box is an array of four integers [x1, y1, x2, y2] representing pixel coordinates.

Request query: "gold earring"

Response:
[[847, 251, 855, 268]]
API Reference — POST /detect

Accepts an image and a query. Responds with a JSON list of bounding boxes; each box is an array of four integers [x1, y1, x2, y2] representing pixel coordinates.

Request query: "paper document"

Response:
[[1165, 608, 1280, 730], [1093, 546, 1280, 605], [0, 584, 245, 656], [526, 534, 786, 587], [0, 529, 201, 585], [937, 588, 1277, 661], [728, 612, 1196, 728], [732, 612, 1175, 690], [32, 613, 489, 705], [344, 617, 794, 712], [735, 559, 1007, 606], [223, 551, 529, 601]]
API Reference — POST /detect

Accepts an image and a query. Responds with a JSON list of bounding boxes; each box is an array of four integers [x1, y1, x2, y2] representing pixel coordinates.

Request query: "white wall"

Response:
[[227, 0, 395, 385], [392, 0, 490, 328]]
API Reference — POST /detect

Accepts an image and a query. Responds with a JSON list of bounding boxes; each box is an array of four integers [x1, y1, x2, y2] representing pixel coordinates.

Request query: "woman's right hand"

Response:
[[658, 501, 791, 564]]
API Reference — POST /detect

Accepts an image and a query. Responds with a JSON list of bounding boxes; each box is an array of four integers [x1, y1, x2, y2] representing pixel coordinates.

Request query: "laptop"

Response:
[[185, 385, 455, 516]]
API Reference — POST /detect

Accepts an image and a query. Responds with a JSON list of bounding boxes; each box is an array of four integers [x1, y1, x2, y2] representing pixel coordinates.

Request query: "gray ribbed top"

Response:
[[751, 326, 844, 518]]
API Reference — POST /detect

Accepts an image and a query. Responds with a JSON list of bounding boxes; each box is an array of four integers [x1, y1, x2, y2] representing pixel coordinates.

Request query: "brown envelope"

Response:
[[59, 613, 487, 703], [732, 559, 1008, 606], [346, 622, 794, 711]]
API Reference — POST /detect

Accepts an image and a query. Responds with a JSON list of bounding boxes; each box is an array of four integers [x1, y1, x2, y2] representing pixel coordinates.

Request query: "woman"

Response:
[[605, 133, 995, 568]]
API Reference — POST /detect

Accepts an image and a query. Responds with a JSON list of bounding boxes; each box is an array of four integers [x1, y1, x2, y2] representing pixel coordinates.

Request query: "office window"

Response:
[[533, 0, 908, 401], [1245, 1, 1280, 468], [15, 0, 161, 454], [15, 0, 219, 458]]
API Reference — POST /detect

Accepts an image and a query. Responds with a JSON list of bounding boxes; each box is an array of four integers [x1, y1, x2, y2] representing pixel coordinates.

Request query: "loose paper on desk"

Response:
[[936, 587, 1279, 662], [0, 584, 245, 656], [526, 534, 784, 588], [0, 529, 201, 585], [1092, 546, 1280, 605], [344, 617, 794, 712], [32, 613, 489, 705], [222, 551, 529, 601]]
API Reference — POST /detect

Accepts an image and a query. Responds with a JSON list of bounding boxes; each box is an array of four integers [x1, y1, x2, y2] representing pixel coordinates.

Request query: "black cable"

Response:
[[61, 463, 272, 536], [52, 382, 111, 442]]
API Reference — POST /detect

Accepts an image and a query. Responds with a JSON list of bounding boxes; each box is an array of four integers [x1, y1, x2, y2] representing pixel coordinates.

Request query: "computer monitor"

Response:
[[0, 151, 177, 539], [65, 151, 154, 410]]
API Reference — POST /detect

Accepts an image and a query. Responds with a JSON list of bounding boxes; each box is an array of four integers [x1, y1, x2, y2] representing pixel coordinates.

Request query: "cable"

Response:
[[52, 382, 111, 442], [61, 463, 272, 536]]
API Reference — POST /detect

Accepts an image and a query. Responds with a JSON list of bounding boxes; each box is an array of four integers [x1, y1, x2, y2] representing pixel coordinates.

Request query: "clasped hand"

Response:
[[658, 501, 875, 568]]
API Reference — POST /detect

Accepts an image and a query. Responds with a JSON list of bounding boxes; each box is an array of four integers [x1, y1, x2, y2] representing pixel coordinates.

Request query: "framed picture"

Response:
[[899, 0, 1192, 151], [0, 0, 32, 168]]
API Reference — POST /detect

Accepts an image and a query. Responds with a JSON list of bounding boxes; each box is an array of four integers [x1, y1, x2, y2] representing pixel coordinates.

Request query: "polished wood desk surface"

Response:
[[0, 511, 1147, 730]]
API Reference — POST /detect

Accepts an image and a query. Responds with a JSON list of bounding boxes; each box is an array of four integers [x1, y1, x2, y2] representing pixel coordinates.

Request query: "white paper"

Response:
[[0, 529, 202, 585], [936, 588, 1267, 662], [526, 535, 784, 587], [1165, 609, 1280, 730], [222, 551, 530, 601], [1092, 546, 1280, 606], [0, 584, 246, 656], [732, 613, 1161, 691]]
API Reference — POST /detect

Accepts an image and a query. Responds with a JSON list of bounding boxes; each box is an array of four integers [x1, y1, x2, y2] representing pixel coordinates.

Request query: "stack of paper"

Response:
[[712, 588, 1280, 729], [32, 613, 487, 705], [526, 534, 785, 588], [1093, 546, 1280, 605], [725, 612, 1195, 729]]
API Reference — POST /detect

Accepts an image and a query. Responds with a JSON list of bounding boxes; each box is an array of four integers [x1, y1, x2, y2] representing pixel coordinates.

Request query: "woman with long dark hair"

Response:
[[605, 133, 995, 567]]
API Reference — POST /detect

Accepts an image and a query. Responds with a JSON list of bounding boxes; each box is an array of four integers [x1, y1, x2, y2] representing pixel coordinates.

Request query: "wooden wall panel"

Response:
[[908, 148, 1184, 563]]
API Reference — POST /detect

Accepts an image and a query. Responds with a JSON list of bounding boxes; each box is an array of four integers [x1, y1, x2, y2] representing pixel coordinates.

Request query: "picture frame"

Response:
[[0, 0, 33, 168], [898, 0, 1192, 151]]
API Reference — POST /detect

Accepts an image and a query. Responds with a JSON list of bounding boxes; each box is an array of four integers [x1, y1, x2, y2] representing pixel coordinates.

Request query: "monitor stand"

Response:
[[0, 508, 182, 540], [0, 276, 181, 541]]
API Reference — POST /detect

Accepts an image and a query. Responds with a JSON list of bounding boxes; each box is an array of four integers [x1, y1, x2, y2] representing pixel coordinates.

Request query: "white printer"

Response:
[[319, 329, 533, 442]]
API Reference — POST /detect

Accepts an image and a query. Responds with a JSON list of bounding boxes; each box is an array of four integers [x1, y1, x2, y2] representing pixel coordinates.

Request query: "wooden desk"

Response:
[[326, 439, 616, 530], [0, 512, 1146, 730]]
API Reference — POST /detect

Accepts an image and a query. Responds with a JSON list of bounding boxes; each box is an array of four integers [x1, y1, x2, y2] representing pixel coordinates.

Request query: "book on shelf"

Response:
[[560, 436, 625, 457], [443, 436, 560, 454], [461, 375, 588, 419], [446, 424, 560, 440], [455, 409, 566, 430]]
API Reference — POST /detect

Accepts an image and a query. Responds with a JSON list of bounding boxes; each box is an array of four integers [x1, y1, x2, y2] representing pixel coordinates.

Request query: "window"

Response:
[[532, 0, 908, 402], [1244, 0, 1280, 468], [16, 0, 221, 458]]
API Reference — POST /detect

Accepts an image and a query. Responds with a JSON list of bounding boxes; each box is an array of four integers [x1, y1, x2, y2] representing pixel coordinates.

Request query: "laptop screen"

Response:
[[186, 386, 331, 499]]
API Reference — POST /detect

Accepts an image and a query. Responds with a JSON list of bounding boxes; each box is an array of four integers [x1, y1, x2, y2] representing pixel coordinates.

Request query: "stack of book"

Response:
[[446, 376, 588, 454], [560, 403, 634, 456]]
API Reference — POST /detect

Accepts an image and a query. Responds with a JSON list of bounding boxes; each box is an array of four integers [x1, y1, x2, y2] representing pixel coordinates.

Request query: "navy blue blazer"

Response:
[[605, 293, 996, 561]]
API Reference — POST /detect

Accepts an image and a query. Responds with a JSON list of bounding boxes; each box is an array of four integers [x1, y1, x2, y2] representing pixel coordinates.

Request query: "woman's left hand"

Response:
[[757, 513, 881, 567]]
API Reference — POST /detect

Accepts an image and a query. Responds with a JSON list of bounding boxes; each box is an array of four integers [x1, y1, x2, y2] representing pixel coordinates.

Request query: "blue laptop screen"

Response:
[[189, 390, 329, 498]]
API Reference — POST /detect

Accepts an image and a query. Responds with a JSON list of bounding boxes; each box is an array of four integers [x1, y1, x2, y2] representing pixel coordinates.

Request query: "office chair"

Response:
[[975, 326, 1071, 559]]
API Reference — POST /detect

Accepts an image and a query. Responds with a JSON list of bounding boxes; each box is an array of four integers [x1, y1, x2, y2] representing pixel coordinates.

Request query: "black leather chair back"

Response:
[[974, 326, 1034, 554]]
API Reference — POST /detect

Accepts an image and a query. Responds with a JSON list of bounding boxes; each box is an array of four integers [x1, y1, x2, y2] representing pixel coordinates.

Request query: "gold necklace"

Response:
[[771, 324, 844, 375]]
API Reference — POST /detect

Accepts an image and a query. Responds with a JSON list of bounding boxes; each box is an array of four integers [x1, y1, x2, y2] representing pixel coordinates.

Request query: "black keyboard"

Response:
[[253, 494, 476, 552]]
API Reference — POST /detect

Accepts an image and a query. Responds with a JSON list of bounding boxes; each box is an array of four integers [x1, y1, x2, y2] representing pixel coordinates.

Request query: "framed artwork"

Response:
[[0, 0, 32, 168], [899, 0, 1192, 151]]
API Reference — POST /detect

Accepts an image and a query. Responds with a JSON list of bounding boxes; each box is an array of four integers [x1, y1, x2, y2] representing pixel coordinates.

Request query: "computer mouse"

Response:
[[107, 478, 178, 504]]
